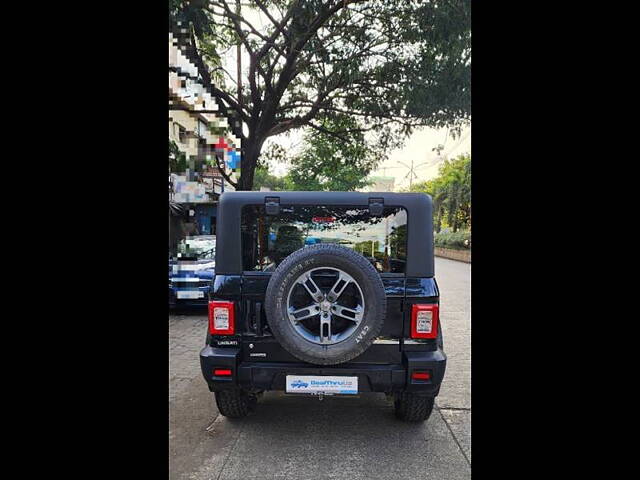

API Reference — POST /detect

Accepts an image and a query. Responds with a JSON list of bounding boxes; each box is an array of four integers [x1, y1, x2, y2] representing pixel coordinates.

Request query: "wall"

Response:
[[434, 247, 471, 263]]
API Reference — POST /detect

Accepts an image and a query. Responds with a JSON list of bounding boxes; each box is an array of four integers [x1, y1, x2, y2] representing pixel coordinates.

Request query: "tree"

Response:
[[170, 0, 471, 190], [169, 140, 188, 173], [253, 115, 380, 191], [411, 153, 470, 232], [253, 165, 292, 190], [252, 142, 293, 190], [286, 114, 377, 191]]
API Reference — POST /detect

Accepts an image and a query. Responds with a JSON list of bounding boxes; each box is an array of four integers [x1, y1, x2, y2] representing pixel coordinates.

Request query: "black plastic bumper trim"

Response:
[[199, 345, 446, 395]]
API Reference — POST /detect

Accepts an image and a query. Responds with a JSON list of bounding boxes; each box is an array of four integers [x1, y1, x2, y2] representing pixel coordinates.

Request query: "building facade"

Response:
[[169, 32, 241, 241]]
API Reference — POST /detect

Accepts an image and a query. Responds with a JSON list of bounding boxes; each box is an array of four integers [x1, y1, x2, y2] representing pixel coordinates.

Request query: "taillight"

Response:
[[213, 369, 232, 376], [411, 371, 431, 381], [208, 301, 235, 335], [410, 304, 439, 339]]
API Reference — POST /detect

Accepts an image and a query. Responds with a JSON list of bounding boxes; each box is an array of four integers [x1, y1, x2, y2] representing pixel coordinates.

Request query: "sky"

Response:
[[372, 125, 471, 190]]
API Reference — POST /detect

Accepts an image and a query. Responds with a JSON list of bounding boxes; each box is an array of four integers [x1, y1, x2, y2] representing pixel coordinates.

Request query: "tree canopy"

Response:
[[170, 0, 471, 190], [410, 153, 470, 232], [253, 114, 379, 191], [253, 164, 292, 190], [284, 114, 378, 191]]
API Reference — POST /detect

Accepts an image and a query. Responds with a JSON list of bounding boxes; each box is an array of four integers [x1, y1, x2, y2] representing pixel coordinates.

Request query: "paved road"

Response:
[[169, 256, 470, 479]]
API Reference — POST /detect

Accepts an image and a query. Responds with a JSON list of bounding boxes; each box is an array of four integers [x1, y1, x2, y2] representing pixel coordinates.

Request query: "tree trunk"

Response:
[[236, 158, 256, 190], [236, 137, 265, 191]]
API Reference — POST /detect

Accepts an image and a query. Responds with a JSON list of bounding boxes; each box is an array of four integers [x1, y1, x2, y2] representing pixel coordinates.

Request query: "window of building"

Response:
[[177, 124, 186, 144]]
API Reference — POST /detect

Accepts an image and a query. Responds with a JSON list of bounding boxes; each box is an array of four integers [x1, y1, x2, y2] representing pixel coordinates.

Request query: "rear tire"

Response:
[[214, 388, 256, 418], [394, 392, 435, 422]]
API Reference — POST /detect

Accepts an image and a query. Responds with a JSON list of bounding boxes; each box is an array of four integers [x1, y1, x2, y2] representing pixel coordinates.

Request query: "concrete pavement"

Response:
[[433, 256, 471, 464]]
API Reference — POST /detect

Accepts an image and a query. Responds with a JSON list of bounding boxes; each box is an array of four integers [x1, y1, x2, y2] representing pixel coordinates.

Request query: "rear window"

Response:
[[241, 205, 407, 273]]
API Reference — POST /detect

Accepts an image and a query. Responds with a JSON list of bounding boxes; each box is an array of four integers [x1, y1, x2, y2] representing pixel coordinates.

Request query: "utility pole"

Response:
[[398, 159, 429, 189]]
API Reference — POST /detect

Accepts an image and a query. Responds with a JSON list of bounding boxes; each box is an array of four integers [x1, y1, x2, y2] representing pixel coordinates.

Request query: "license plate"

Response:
[[286, 375, 358, 395], [176, 291, 204, 299]]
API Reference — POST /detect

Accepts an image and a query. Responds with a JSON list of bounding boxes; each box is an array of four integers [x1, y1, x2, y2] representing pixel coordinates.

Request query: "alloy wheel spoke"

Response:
[[298, 275, 324, 302], [331, 304, 363, 323], [320, 313, 332, 343], [288, 304, 320, 322], [327, 272, 353, 302]]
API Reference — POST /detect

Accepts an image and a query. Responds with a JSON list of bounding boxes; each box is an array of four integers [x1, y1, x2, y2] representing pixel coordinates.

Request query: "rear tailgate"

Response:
[[238, 274, 405, 364]]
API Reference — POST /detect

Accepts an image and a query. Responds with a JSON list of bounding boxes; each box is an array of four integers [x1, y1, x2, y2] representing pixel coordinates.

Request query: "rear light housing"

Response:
[[208, 301, 235, 335], [410, 304, 439, 339]]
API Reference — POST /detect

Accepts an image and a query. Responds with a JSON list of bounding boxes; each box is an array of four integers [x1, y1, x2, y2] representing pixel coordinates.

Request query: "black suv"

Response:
[[200, 192, 446, 422]]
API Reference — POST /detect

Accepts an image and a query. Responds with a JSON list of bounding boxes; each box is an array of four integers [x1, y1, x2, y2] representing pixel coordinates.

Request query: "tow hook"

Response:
[[318, 393, 324, 401]]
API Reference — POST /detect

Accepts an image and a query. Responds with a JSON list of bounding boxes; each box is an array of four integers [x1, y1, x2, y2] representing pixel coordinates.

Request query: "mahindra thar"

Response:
[[200, 192, 446, 422]]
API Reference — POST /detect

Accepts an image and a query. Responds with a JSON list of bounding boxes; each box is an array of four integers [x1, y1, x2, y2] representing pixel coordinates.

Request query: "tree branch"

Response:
[[208, 85, 251, 124], [181, 29, 246, 142], [261, 0, 366, 134], [208, 1, 257, 56], [267, 86, 334, 136], [254, 1, 299, 97], [254, 0, 291, 42], [213, 152, 238, 188]]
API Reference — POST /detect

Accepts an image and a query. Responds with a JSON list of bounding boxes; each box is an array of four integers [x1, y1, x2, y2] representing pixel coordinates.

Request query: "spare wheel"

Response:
[[264, 244, 386, 365]]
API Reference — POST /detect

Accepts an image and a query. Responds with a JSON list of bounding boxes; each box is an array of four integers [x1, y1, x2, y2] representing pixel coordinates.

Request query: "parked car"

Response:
[[169, 235, 216, 308], [200, 192, 445, 421]]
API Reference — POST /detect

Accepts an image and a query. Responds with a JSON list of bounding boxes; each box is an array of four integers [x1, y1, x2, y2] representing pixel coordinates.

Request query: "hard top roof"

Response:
[[215, 191, 434, 277]]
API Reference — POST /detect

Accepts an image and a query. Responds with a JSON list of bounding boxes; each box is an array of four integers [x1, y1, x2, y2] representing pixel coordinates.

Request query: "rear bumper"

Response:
[[200, 346, 446, 396]]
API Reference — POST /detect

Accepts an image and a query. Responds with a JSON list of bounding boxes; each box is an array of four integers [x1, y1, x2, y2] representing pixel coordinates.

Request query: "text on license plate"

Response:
[[285, 375, 358, 395], [176, 291, 204, 299]]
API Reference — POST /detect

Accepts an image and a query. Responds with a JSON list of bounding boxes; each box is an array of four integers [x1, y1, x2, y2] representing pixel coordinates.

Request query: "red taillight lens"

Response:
[[213, 369, 232, 376], [411, 371, 431, 381], [411, 304, 439, 339], [208, 301, 235, 335]]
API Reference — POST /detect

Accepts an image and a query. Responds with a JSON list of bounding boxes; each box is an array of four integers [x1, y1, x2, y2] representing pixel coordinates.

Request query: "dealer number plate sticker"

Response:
[[176, 291, 204, 299], [286, 375, 358, 395]]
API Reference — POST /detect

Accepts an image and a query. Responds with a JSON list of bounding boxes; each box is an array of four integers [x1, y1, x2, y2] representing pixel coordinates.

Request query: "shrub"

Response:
[[434, 230, 471, 250]]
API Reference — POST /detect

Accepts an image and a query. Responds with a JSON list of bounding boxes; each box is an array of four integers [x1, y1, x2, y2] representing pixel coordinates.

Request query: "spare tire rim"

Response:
[[286, 267, 365, 345]]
